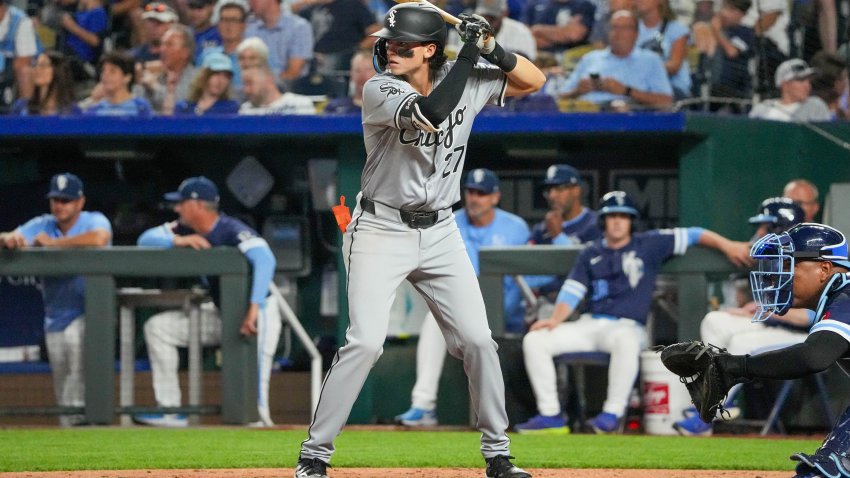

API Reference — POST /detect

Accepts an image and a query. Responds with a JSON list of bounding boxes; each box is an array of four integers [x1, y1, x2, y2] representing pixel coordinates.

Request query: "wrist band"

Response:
[[482, 43, 517, 73]]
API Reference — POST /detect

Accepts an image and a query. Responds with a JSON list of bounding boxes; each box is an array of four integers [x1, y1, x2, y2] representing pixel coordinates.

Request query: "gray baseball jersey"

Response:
[[360, 62, 507, 211]]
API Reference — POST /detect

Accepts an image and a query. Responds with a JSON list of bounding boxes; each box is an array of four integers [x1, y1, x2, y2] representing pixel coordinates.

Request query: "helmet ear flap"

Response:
[[373, 38, 388, 73]]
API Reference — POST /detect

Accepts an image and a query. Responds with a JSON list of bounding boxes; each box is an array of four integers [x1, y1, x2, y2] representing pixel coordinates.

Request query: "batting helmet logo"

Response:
[[388, 9, 396, 26]]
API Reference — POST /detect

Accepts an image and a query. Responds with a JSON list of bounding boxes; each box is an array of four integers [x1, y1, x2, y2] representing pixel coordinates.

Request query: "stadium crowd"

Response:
[[1, 0, 849, 117]]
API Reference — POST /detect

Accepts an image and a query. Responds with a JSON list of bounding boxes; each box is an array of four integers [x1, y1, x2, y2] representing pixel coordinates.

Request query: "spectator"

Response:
[[790, 0, 842, 61], [587, 0, 631, 47], [245, 0, 313, 84], [206, 0, 249, 89], [394, 169, 531, 427], [447, 0, 537, 61], [187, 0, 221, 61], [58, 0, 108, 81], [635, 0, 691, 99], [0, 173, 112, 427], [133, 177, 282, 428], [12, 50, 80, 115], [524, 0, 596, 55], [238, 64, 315, 114], [322, 47, 372, 114], [559, 9, 673, 111], [740, 0, 789, 96], [750, 58, 832, 122], [131, 1, 178, 62], [784, 178, 820, 222], [236, 35, 269, 70], [82, 51, 153, 116], [696, 0, 754, 112], [810, 50, 849, 119], [0, 0, 39, 109], [174, 50, 239, 114], [134, 24, 198, 114], [515, 190, 751, 434], [291, 0, 379, 77], [673, 197, 809, 436]]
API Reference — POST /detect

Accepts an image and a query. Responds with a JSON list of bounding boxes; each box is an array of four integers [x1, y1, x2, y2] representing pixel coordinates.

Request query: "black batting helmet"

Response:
[[372, 2, 447, 72]]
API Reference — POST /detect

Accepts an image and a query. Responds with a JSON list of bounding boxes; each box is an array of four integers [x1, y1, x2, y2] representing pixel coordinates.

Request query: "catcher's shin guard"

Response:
[[791, 406, 850, 477]]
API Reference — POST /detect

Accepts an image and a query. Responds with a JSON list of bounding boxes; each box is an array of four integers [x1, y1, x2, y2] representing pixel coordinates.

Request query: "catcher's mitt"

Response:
[[654, 341, 743, 423]]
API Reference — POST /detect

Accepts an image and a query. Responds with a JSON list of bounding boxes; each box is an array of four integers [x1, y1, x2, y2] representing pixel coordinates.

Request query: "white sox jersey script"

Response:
[[360, 63, 507, 211]]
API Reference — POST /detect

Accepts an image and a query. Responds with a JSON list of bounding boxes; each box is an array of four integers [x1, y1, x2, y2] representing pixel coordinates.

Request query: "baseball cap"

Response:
[[164, 176, 220, 203], [475, 0, 506, 18], [775, 58, 816, 87], [202, 51, 233, 73], [465, 168, 499, 193], [542, 164, 580, 186], [46, 173, 84, 200], [142, 2, 179, 23]]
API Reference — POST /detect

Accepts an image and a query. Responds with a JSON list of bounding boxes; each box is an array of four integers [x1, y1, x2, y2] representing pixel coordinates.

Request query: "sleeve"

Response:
[[137, 222, 177, 247], [243, 245, 275, 305], [85, 212, 113, 234], [362, 76, 422, 129], [472, 64, 508, 108], [644, 229, 680, 260], [291, 18, 315, 60], [82, 8, 108, 36], [559, 55, 591, 94], [556, 248, 593, 306], [665, 21, 689, 44], [16, 216, 49, 243], [14, 16, 37, 57], [810, 299, 850, 342], [576, 1, 596, 31]]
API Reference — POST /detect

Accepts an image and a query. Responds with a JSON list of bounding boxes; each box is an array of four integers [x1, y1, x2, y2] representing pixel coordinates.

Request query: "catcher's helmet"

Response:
[[598, 191, 639, 218], [371, 3, 447, 72], [748, 197, 805, 235], [749, 223, 850, 322]]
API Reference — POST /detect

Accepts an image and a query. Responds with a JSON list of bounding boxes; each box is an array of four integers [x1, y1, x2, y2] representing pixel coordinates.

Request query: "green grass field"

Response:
[[0, 428, 824, 472]]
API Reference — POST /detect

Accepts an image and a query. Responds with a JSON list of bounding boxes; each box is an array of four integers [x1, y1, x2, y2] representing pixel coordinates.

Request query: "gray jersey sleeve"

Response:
[[470, 64, 508, 111], [362, 75, 435, 132]]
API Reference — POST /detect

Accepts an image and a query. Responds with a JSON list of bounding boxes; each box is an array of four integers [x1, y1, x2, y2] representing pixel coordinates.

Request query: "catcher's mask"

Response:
[[749, 223, 850, 322]]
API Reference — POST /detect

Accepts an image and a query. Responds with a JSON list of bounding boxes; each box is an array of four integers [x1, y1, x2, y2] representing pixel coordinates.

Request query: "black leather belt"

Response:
[[360, 197, 441, 229]]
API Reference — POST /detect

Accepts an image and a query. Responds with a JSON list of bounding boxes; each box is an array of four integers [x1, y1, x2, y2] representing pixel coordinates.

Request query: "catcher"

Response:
[[658, 222, 850, 478]]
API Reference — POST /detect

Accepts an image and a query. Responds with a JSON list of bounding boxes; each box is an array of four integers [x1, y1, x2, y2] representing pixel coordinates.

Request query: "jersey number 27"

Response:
[[442, 145, 466, 179]]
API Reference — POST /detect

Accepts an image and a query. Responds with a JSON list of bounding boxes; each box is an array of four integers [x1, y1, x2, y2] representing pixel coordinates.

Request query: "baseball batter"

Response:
[[295, 4, 546, 478]]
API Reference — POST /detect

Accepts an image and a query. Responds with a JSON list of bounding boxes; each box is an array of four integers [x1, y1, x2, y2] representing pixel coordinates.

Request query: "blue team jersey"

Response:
[[529, 207, 601, 246], [17, 211, 112, 332], [137, 214, 275, 307], [559, 228, 691, 324], [807, 273, 850, 374], [455, 208, 530, 333]]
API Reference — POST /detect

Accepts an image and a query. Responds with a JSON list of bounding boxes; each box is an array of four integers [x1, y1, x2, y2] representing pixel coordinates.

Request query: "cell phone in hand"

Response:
[[589, 72, 601, 90]]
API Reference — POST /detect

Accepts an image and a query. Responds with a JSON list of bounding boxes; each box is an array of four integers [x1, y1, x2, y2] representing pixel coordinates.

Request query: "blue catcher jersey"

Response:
[[529, 207, 602, 246], [559, 228, 690, 324], [808, 272, 850, 374], [17, 212, 112, 332], [139, 214, 275, 306], [455, 208, 530, 333]]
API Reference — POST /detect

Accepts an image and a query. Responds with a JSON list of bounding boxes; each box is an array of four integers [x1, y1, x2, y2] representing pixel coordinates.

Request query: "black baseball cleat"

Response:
[[485, 455, 532, 478], [294, 457, 330, 478]]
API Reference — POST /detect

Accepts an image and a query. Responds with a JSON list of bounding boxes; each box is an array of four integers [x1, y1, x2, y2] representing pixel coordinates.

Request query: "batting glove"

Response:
[[456, 13, 493, 51]]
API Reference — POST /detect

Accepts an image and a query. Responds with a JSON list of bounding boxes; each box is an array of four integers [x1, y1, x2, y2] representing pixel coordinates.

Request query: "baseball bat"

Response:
[[392, 0, 462, 26]]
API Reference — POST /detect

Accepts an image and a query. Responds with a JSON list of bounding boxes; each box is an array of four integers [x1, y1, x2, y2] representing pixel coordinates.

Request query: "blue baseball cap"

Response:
[[164, 176, 220, 203], [46, 173, 84, 200], [542, 164, 580, 187], [201, 51, 233, 73], [464, 168, 499, 193]]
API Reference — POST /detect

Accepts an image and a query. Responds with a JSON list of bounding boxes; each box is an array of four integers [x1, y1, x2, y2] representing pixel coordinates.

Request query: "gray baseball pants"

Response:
[[300, 197, 511, 462]]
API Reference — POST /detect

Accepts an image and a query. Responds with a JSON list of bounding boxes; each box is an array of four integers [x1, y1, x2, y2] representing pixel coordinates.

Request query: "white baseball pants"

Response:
[[700, 310, 807, 355], [45, 316, 85, 427], [301, 200, 511, 462], [523, 314, 647, 417], [144, 297, 282, 423]]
